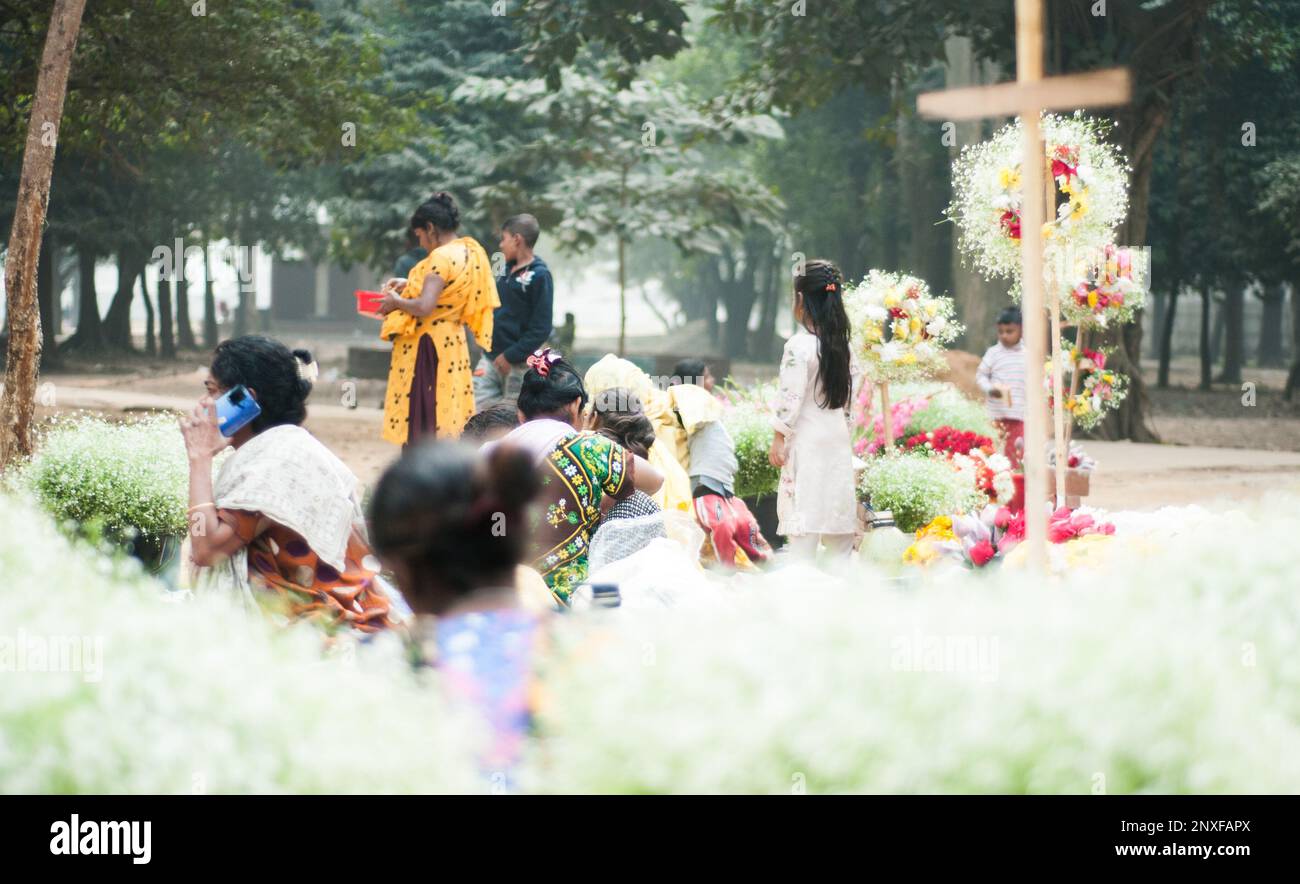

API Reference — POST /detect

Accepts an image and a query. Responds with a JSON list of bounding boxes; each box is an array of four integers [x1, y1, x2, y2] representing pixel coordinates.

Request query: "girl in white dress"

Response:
[[768, 260, 862, 559]]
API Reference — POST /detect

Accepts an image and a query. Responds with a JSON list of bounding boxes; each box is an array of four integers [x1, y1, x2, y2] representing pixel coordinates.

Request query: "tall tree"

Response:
[[0, 0, 86, 467]]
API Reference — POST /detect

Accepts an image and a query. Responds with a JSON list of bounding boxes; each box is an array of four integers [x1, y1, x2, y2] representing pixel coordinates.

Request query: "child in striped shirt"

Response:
[[976, 306, 1027, 467]]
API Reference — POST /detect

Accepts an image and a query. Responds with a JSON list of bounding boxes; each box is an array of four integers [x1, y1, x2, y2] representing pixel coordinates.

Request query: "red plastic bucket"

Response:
[[355, 289, 385, 317]]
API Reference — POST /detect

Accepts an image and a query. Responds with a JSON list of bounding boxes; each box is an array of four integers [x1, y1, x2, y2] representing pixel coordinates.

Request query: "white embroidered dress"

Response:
[[772, 328, 861, 537]]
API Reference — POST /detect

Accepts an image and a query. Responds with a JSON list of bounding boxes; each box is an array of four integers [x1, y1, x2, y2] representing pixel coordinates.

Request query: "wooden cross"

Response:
[[917, 0, 1130, 572]]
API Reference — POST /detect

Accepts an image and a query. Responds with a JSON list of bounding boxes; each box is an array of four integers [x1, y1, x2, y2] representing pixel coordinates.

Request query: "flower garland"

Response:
[[948, 113, 1130, 289], [1045, 343, 1128, 431], [843, 270, 963, 384], [1063, 243, 1147, 328]]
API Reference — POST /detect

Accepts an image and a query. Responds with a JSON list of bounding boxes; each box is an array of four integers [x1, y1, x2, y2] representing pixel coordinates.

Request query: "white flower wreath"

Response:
[[948, 112, 1130, 294], [843, 270, 963, 384]]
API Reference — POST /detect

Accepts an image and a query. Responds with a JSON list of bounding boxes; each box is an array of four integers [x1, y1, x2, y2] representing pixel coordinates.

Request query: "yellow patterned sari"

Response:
[[379, 236, 499, 445]]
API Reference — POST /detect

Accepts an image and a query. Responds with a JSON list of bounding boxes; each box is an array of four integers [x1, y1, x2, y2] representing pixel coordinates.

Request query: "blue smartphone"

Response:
[[214, 384, 261, 437]]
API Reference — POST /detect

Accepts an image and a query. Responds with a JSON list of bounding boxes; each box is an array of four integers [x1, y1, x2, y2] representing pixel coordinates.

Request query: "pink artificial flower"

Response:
[[969, 540, 996, 567]]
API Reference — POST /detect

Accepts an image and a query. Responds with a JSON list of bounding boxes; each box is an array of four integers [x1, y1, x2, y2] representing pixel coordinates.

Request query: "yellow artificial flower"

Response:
[[998, 166, 1021, 190], [1042, 222, 1056, 240], [900, 352, 918, 365], [884, 293, 900, 309], [916, 515, 954, 539], [904, 540, 939, 566], [1087, 291, 1099, 308]]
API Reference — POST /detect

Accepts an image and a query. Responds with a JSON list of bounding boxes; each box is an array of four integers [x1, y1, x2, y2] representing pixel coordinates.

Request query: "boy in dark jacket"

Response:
[[473, 214, 554, 406]]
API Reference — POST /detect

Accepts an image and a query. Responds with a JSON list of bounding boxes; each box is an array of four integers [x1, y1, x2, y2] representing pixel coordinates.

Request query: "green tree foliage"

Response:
[[1, 0, 395, 350], [456, 68, 783, 355]]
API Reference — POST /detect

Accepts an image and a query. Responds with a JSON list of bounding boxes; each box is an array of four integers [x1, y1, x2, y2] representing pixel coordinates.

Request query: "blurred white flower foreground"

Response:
[[3, 490, 1299, 794], [0, 494, 481, 794]]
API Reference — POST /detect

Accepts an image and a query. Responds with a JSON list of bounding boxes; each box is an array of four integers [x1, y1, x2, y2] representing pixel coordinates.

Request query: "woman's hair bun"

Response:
[[411, 191, 461, 233], [430, 191, 460, 227]]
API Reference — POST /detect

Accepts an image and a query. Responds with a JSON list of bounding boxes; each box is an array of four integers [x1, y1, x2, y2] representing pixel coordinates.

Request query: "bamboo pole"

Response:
[[880, 381, 893, 448], [1016, 0, 1049, 572], [1065, 326, 1086, 449], [1045, 154, 1067, 509]]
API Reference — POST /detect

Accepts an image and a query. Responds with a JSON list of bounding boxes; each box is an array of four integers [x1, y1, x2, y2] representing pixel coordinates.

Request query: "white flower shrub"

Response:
[[0, 495, 481, 794], [526, 496, 1300, 794], [860, 451, 986, 532], [18, 414, 205, 542]]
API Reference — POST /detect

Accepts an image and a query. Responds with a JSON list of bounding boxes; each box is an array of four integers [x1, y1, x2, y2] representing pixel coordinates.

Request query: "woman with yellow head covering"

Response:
[[376, 192, 499, 446], [583, 355, 694, 516], [584, 354, 772, 568]]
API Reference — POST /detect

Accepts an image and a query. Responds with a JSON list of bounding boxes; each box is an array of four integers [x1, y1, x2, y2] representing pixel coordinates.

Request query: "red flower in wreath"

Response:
[[1000, 209, 1021, 240]]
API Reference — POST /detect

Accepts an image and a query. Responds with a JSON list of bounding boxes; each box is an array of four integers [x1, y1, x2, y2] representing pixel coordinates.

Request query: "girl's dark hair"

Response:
[[591, 387, 655, 459], [369, 441, 538, 603], [209, 335, 313, 433], [462, 402, 520, 443], [794, 259, 851, 411], [517, 356, 588, 420], [410, 191, 460, 233]]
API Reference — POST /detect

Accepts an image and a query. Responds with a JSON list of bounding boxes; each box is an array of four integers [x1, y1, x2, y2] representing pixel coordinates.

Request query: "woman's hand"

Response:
[[768, 432, 787, 468], [179, 397, 229, 462], [377, 290, 406, 316]]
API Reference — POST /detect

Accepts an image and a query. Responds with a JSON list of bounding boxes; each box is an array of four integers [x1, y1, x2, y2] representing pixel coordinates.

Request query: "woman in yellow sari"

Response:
[[377, 192, 499, 446]]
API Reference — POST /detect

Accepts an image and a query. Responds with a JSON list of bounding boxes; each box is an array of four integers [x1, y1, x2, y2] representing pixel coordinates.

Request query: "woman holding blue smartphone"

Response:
[[178, 335, 395, 633]]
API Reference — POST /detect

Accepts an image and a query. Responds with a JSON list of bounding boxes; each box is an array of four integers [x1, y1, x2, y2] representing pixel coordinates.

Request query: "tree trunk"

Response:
[[37, 233, 59, 362], [1199, 287, 1213, 391], [176, 275, 196, 350], [1256, 283, 1286, 368], [1286, 282, 1300, 400], [234, 240, 251, 339], [202, 242, 218, 348], [1157, 284, 1179, 389], [702, 260, 722, 346], [62, 246, 102, 352], [1098, 110, 1160, 442], [755, 250, 781, 363], [140, 270, 156, 357], [103, 247, 145, 349], [617, 235, 627, 357], [158, 267, 175, 358], [721, 239, 762, 359], [1209, 298, 1224, 365], [0, 0, 87, 467], [1216, 285, 1243, 384]]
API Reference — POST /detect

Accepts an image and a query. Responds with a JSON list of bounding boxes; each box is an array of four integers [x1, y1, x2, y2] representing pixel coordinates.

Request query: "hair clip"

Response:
[[825, 282, 837, 292], [526, 347, 563, 377]]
